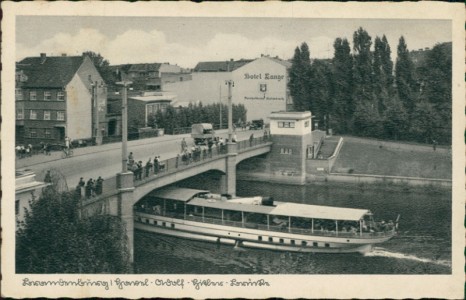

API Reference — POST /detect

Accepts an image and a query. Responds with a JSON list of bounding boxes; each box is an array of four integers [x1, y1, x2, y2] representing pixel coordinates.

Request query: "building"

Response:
[[15, 170, 50, 229], [269, 111, 313, 184], [127, 91, 177, 130], [164, 55, 293, 122], [15, 53, 107, 145]]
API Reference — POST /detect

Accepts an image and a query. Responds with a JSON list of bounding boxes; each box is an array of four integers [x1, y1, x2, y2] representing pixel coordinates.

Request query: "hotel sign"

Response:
[[244, 73, 285, 82]]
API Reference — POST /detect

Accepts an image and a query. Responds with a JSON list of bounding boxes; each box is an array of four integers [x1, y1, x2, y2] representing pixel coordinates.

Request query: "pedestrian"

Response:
[[44, 170, 52, 183], [154, 156, 159, 174], [65, 136, 70, 150], [432, 139, 437, 151], [249, 133, 254, 146], [85, 178, 93, 198], [232, 133, 237, 143], [145, 159, 153, 178], [264, 129, 268, 141], [78, 177, 85, 187], [96, 176, 104, 195], [137, 161, 143, 180], [176, 154, 180, 168], [128, 152, 134, 166]]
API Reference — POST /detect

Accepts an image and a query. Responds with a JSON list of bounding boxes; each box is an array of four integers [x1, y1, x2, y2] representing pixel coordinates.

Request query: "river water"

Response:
[[134, 178, 451, 274]]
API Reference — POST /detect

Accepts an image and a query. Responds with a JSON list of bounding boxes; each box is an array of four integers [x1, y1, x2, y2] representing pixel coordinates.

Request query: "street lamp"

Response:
[[116, 81, 132, 172], [225, 79, 234, 142]]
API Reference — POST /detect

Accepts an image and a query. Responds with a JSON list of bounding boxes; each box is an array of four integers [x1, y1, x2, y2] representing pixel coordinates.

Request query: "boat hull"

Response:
[[135, 213, 394, 254]]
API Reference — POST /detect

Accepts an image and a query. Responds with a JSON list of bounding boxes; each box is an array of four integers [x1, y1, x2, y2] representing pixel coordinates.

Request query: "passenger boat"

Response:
[[134, 187, 398, 253]]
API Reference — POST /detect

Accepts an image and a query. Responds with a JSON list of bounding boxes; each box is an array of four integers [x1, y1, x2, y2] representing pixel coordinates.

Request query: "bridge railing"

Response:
[[79, 136, 271, 202]]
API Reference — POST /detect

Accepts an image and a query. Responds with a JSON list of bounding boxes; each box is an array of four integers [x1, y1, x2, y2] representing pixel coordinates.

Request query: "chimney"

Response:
[[230, 58, 234, 62], [61, 53, 67, 57], [40, 53, 47, 64]]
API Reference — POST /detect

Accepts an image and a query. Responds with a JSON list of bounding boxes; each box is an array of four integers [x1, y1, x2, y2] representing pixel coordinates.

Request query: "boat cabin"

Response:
[[136, 187, 394, 238]]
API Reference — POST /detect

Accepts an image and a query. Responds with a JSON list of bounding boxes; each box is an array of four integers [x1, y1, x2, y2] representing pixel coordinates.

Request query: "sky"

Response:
[[16, 16, 451, 69]]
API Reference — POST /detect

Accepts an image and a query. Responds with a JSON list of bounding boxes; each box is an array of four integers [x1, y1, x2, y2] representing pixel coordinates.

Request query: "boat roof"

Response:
[[149, 187, 208, 202], [270, 202, 370, 221], [188, 198, 276, 214]]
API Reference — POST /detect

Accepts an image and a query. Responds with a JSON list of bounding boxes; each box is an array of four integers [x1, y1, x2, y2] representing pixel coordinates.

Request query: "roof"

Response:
[[270, 202, 369, 221], [188, 198, 276, 215], [193, 59, 253, 72], [17, 55, 85, 88], [149, 187, 208, 202], [128, 63, 162, 73], [129, 94, 177, 102], [265, 56, 292, 68]]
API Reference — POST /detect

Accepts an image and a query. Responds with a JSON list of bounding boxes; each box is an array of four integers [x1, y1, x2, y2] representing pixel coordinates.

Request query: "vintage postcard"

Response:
[[2, 1, 464, 299]]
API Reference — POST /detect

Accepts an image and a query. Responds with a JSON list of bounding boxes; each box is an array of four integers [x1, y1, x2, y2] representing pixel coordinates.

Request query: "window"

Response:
[[29, 129, 37, 138], [290, 240, 295, 245], [57, 111, 65, 121], [30, 110, 37, 120], [15, 89, 23, 101], [313, 242, 318, 247], [29, 91, 37, 101], [44, 129, 51, 139], [279, 238, 284, 244], [301, 241, 307, 246], [43, 111, 51, 120], [162, 222, 166, 227], [16, 108, 24, 120], [57, 91, 65, 101], [325, 243, 330, 248], [15, 200, 20, 215], [280, 148, 293, 155], [277, 121, 295, 128], [258, 236, 263, 241], [171, 223, 175, 228], [44, 91, 52, 100], [268, 237, 273, 242]]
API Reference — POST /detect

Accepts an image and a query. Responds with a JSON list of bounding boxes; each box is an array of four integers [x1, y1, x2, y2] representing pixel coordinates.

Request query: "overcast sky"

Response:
[[16, 16, 451, 68]]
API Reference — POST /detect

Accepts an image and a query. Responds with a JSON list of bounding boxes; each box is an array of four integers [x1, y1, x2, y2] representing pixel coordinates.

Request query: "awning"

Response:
[[187, 198, 275, 215], [148, 187, 208, 202], [270, 202, 369, 221]]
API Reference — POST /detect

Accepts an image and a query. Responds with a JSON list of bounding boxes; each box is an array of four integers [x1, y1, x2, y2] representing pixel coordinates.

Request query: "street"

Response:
[[16, 129, 264, 189]]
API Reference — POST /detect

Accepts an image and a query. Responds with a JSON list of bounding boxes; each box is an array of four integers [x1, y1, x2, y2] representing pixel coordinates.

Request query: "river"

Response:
[[134, 177, 451, 274]]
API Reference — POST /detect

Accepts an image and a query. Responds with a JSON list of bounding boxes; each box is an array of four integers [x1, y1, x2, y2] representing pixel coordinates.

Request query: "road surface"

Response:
[[16, 129, 264, 189]]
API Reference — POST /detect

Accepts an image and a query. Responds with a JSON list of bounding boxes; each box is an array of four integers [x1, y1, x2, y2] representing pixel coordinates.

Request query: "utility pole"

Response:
[[117, 81, 132, 172], [219, 83, 222, 130], [90, 79, 105, 145]]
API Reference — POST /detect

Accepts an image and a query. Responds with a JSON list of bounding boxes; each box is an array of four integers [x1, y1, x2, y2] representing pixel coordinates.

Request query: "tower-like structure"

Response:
[[268, 111, 312, 184]]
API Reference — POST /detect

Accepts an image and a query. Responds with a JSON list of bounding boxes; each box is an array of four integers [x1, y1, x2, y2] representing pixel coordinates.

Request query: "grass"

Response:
[[332, 139, 451, 179]]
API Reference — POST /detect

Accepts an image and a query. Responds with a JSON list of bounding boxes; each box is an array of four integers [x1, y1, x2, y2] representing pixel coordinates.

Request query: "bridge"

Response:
[[79, 136, 272, 263]]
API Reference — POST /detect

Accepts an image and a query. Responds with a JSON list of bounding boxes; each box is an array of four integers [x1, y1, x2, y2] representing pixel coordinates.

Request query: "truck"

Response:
[[191, 123, 215, 145]]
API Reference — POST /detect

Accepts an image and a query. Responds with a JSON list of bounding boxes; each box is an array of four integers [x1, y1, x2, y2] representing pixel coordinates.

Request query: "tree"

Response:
[[16, 187, 130, 273], [382, 97, 409, 140], [395, 36, 416, 114], [332, 37, 354, 133], [310, 59, 334, 133], [373, 35, 394, 112], [352, 27, 375, 105], [289, 43, 312, 111]]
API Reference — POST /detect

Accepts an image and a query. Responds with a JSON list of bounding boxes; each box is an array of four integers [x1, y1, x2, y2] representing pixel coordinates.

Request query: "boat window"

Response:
[[313, 242, 318, 247], [325, 243, 330, 248], [223, 209, 242, 223], [162, 222, 166, 227], [204, 207, 223, 220], [268, 237, 273, 242], [186, 205, 203, 218], [291, 217, 311, 230], [145, 219, 149, 224], [279, 238, 284, 244], [314, 219, 336, 232], [164, 199, 185, 217], [301, 241, 307, 246], [291, 240, 295, 245], [171, 223, 175, 228], [258, 236, 263, 241], [244, 212, 267, 229]]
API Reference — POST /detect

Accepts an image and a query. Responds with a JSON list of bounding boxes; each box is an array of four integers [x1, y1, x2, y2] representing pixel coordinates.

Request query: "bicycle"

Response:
[[61, 148, 74, 159]]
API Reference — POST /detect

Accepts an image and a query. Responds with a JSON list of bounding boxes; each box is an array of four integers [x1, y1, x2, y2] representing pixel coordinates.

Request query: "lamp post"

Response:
[[116, 81, 132, 172], [225, 79, 234, 142]]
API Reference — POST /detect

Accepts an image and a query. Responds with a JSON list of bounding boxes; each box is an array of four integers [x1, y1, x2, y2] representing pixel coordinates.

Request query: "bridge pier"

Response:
[[117, 171, 135, 265], [220, 142, 237, 197]]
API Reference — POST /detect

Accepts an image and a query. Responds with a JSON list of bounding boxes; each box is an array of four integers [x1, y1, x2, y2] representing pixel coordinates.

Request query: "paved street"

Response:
[[16, 129, 264, 188]]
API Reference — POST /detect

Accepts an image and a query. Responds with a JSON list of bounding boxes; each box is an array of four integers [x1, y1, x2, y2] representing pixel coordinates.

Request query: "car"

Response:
[[249, 119, 264, 130]]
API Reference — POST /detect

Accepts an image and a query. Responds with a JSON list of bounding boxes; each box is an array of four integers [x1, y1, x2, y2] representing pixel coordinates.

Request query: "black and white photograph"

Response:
[[2, 2, 464, 299]]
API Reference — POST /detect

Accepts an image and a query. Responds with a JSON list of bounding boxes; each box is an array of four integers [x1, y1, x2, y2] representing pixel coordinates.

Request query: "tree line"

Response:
[[145, 103, 248, 134], [289, 27, 452, 145]]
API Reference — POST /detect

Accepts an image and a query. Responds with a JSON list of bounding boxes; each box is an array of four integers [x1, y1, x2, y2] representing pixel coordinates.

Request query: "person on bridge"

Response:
[[154, 156, 160, 174], [249, 133, 254, 146], [128, 152, 135, 166], [181, 138, 188, 153], [85, 179, 94, 198], [95, 177, 104, 195], [145, 159, 153, 178]]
